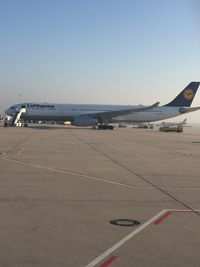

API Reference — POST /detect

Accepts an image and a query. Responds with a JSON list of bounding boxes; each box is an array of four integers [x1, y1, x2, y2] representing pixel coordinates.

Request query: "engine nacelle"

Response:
[[179, 107, 187, 114], [73, 116, 98, 126]]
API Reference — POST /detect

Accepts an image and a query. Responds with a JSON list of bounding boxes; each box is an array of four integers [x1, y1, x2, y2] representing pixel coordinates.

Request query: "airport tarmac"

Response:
[[0, 123, 200, 267]]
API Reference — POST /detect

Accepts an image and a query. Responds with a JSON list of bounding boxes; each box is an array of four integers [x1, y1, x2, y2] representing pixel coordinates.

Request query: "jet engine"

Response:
[[179, 107, 187, 114], [73, 116, 98, 126]]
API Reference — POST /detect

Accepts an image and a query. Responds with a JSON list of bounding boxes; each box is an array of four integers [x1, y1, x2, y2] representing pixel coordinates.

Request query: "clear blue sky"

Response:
[[0, 0, 200, 121]]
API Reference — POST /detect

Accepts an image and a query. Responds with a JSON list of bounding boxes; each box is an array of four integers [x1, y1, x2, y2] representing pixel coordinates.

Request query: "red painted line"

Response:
[[98, 256, 118, 267], [154, 211, 172, 225]]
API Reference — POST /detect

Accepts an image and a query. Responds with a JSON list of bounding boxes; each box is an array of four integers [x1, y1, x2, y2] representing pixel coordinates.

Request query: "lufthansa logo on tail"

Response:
[[183, 88, 194, 100]]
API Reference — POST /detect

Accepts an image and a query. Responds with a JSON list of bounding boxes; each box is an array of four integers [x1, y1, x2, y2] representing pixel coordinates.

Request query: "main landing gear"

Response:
[[93, 124, 114, 130]]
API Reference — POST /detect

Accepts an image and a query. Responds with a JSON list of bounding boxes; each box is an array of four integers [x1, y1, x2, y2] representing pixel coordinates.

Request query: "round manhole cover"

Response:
[[110, 219, 140, 227]]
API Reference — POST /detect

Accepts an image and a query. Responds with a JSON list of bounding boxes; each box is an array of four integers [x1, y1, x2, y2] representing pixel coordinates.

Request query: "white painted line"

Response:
[[169, 209, 200, 212], [84, 210, 168, 267], [2, 157, 198, 191], [2, 157, 138, 189]]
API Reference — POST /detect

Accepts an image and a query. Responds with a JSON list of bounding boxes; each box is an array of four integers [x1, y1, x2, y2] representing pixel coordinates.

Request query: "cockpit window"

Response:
[[10, 106, 16, 109]]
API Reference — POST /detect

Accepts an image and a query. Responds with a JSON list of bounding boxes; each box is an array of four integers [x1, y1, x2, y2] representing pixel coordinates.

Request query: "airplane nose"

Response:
[[5, 108, 15, 116], [5, 109, 10, 115]]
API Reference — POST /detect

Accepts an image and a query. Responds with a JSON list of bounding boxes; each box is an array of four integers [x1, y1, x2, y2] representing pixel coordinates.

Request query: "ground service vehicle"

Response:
[[159, 125, 183, 133]]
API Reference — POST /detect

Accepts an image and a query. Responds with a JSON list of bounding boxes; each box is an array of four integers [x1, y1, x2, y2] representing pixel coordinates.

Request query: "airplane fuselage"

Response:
[[5, 82, 200, 127], [6, 103, 182, 123]]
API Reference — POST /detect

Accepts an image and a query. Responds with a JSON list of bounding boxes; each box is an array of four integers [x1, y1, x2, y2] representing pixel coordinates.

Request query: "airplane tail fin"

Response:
[[165, 82, 200, 107], [178, 118, 187, 126], [182, 118, 187, 124]]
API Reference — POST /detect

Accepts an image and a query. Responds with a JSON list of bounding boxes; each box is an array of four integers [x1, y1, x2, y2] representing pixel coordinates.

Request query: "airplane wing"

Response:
[[90, 102, 159, 121]]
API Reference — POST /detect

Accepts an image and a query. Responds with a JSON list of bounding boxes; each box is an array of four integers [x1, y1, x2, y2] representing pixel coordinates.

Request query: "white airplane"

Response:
[[160, 118, 187, 126], [5, 82, 200, 129]]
